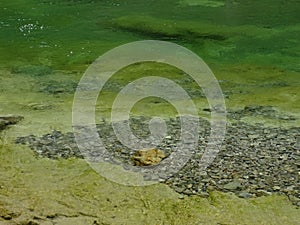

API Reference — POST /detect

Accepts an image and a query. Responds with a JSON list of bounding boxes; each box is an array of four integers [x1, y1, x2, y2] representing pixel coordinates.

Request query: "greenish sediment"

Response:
[[1, 51, 299, 225], [0, 141, 299, 225], [110, 15, 271, 41]]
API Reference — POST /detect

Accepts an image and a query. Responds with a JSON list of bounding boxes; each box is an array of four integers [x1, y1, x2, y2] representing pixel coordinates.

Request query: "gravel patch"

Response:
[[15, 107, 300, 206]]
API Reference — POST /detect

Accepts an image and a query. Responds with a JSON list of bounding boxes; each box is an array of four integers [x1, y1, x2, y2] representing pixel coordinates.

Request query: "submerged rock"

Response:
[[0, 115, 23, 132], [228, 104, 296, 120]]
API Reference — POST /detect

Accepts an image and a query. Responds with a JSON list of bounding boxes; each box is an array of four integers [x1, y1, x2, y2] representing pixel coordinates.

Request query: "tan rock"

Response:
[[131, 148, 166, 166]]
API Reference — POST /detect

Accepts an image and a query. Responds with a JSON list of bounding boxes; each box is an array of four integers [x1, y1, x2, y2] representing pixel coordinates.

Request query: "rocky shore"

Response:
[[15, 105, 300, 206]]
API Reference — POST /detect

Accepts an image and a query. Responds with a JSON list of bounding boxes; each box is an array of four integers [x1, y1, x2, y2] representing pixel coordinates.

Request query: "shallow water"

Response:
[[0, 0, 299, 224], [1, 0, 299, 70]]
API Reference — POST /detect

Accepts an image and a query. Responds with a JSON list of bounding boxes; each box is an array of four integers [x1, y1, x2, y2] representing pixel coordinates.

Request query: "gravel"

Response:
[[15, 106, 300, 206]]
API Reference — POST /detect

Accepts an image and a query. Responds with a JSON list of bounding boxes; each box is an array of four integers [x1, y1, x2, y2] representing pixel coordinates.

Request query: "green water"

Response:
[[0, 0, 299, 224], [0, 0, 299, 120], [1, 0, 299, 71]]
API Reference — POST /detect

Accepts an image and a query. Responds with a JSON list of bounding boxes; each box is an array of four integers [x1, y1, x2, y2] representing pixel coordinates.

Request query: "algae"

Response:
[[0, 142, 299, 225], [178, 0, 225, 7], [1, 62, 299, 224]]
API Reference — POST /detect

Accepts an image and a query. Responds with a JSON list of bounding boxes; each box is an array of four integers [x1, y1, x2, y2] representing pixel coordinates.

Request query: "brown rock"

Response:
[[131, 148, 166, 166], [0, 115, 24, 131]]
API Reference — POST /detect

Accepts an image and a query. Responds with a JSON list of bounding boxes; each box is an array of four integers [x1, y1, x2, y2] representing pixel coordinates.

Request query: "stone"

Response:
[[0, 115, 24, 131], [13, 115, 300, 204], [238, 192, 253, 198], [288, 195, 300, 204], [272, 186, 281, 191], [198, 192, 209, 198], [256, 190, 272, 197], [223, 180, 242, 191], [27, 103, 52, 110], [131, 148, 166, 166], [178, 195, 185, 199]]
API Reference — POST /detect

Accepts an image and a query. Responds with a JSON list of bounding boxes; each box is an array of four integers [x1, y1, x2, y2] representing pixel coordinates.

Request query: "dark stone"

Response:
[[238, 192, 253, 198], [0, 115, 24, 132]]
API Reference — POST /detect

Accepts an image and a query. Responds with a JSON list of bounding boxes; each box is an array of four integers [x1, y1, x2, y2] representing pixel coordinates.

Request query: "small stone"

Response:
[[174, 186, 185, 193], [256, 190, 272, 197], [257, 181, 266, 188], [248, 134, 259, 139], [288, 195, 300, 204], [27, 103, 52, 110], [198, 192, 209, 198], [285, 186, 294, 192], [238, 192, 253, 198], [178, 195, 185, 199], [223, 180, 242, 191], [207, 185, 215, 191], [272, 186, 281, 191], [183, 189, 193, 195], [3, 214, 12, 220]]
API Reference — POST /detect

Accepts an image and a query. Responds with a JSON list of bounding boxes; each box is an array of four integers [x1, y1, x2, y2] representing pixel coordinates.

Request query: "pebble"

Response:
[[14, 111, 300, 205], [256, 190, 272, 197], [223, 180, 242, 191], [238, 192, 253, 199]]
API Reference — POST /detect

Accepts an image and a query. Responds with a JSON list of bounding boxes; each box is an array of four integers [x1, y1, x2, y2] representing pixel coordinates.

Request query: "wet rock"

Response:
[[256, 190, 272, 197], [223, 180, 242, 191], [0, 115, 23, 131], [238, 192, 253, 198], [228, 104, 295, 120], [272, 186, 281, 191], [26, 103, 52, 110], [197, 192, 210, 198], [131, 148, 166, 166], [25, 220, 40, 225], [288, 195, 300, 206], [0, 206, 18, 221]]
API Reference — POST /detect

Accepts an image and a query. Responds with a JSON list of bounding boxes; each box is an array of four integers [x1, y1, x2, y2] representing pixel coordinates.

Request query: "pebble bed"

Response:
[[15, 106, 300, 206]]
